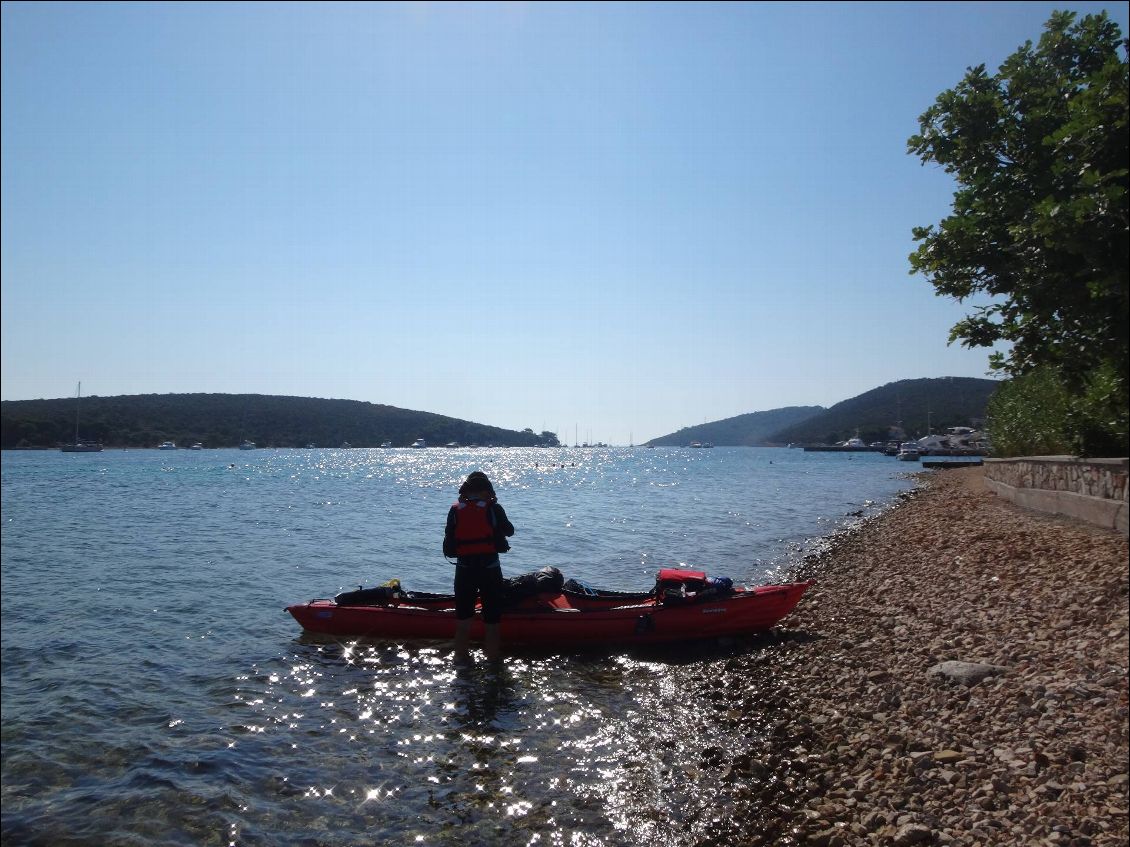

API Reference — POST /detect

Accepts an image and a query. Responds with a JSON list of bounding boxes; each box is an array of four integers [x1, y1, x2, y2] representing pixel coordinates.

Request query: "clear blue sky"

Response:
[[3, 2, 1126, 444]]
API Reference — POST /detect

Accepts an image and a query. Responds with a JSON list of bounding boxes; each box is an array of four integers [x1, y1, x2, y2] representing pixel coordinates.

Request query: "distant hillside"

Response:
[[0, 393, 559, 449], [645, 377, 1000, 447], [767, 377, 1000, 445], [646, 406, 825, 447]]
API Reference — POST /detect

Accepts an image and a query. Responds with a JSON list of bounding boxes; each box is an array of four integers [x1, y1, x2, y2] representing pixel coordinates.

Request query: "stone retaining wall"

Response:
[[983, 455, 1128, 535]]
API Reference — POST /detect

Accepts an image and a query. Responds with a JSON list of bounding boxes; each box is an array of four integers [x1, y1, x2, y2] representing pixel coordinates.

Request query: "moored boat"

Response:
[[896, 442, 921, 461], [60, 441, 103, 453], [59, 382, 103, 452], [286, 568, 813, 648]]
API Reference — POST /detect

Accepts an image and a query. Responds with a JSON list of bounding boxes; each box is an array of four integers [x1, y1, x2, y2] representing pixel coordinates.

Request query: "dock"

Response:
[[802, 446, 884, 453]]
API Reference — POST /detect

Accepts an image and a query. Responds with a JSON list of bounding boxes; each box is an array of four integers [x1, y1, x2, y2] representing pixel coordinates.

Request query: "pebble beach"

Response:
[[669, 466, 1129, 847]]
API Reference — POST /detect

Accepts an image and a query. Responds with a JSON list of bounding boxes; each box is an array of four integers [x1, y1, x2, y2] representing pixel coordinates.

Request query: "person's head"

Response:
[[458, 471, 496, 501]]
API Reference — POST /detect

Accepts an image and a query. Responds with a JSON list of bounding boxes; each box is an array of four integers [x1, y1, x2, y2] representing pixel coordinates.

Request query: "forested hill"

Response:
[[0, 393, 559, 449], [646, 407, 825, 447], [645, 377, 1000, 447], [768, 377, 1000, 445]]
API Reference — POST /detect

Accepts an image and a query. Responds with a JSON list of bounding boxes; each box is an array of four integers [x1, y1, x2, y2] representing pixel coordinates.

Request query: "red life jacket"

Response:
[[451, 500, 498, 556]]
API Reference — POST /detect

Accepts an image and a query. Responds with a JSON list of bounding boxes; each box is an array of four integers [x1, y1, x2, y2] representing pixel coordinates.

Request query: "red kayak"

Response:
[[286, 568, 813, 647]]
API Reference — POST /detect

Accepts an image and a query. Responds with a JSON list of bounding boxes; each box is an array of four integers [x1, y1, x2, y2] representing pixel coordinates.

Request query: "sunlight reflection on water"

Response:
[[2, 447, 914, 845], [220, 635, 777, 845]]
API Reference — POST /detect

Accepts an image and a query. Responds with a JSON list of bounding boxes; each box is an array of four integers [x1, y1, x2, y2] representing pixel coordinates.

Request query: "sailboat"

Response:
[[60, 382, 103, 452]]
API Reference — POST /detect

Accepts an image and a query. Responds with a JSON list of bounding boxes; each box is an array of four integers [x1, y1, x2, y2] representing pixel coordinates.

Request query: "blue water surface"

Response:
[[1, 446, 915, 846]]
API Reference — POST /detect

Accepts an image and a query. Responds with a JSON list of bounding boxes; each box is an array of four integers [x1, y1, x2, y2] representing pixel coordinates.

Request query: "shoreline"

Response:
[[671, 466, 1128, 847]]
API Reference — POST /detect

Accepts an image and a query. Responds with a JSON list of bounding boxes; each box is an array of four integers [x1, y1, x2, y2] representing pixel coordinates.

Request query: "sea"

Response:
[[1, 446, 917, 847]]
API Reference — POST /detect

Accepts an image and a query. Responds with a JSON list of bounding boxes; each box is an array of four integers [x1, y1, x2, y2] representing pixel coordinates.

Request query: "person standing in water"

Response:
[[443, 471, 515, 660]]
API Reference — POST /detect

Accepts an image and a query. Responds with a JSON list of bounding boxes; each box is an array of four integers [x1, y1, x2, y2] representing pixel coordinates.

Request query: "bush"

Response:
[[1065, 363, 1130, 457], [987, 370, 1072, 457], [988, 366, 1129, 458]]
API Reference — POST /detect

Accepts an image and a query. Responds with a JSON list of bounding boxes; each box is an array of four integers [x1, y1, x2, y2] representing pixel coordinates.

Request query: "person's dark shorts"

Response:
[[454, 556, 504, 624]]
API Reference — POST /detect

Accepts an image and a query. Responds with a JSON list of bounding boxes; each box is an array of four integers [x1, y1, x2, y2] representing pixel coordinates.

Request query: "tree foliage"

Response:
[[908, 11, 1128, 456], [986, 368, 1073, 457]]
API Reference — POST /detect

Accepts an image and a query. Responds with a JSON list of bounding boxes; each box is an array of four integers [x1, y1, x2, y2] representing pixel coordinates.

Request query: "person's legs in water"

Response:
[[453, 565, 477, 658], [483, 623, 500, 661], [453, 618, 473, 658], [479, 565, 505, 661]]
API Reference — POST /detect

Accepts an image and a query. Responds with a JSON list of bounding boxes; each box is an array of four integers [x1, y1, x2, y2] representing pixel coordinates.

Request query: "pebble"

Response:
[[659, 467, 1129, 846]]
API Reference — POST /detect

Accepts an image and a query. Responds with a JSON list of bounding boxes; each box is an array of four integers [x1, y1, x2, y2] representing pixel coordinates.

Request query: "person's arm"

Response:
[[443, 507, 457, 557], [493, 503, 515, 537], [491, 503, 514, 553]]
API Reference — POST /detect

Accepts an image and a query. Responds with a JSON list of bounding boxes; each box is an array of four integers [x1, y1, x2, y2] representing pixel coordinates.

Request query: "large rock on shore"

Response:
[[926, 660, 1009, 687]]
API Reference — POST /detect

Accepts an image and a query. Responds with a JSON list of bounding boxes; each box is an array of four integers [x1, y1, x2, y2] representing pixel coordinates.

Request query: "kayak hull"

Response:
[[286, 581, 813, 647]]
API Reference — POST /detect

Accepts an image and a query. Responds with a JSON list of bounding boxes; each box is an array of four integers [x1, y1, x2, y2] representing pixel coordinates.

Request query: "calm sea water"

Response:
[[1, 447, 915, 846]]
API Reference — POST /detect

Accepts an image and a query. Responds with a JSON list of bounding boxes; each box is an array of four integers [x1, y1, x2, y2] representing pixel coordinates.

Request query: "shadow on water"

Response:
[[449, 660, 518, 729]]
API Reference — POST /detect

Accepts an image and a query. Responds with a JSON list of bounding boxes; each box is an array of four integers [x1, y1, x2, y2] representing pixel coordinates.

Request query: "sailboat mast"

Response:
[[74, 382, 82, 443]]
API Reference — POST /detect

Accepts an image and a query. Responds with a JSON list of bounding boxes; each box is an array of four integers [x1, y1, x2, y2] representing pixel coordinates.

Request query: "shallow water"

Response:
[[1, 446, 914, 845]]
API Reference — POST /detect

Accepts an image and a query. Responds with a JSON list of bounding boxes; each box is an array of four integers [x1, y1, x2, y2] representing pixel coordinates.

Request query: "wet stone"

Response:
[[707, 467, 1128, 847]]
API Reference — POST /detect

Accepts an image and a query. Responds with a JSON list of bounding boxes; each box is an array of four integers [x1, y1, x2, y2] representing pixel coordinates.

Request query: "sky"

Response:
[[3, 2, 1127, 445]]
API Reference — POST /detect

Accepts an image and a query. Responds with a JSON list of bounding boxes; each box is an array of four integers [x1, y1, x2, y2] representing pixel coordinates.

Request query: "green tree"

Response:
[[908, 10, 1128, 455], [986, 368, 1073, 457]]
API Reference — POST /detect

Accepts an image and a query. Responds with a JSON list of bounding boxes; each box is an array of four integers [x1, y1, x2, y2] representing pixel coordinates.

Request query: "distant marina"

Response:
[[800, 426, 988, 462]]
